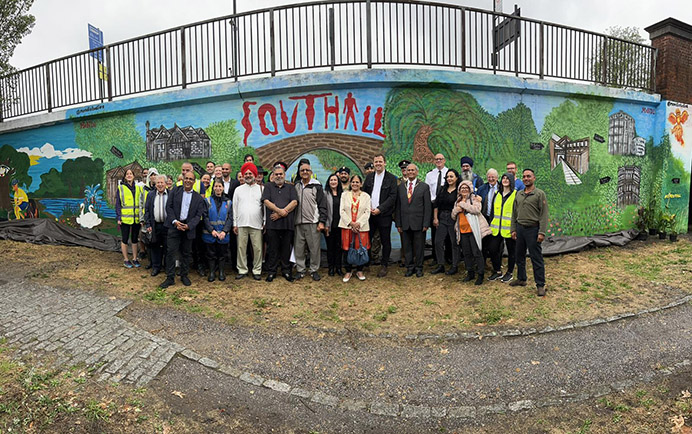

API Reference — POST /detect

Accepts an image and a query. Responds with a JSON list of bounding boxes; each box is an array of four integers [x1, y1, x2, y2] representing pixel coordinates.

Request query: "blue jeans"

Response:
[[515, 224, 545, 286]]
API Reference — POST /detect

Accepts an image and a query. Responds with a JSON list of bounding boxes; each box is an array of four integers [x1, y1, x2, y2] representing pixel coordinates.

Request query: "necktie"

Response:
[[407, 181, 413, 203], [436, 170, 442, 193]]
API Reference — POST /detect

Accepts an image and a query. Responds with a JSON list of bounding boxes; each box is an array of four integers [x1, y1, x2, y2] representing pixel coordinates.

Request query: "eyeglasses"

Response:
[[434, 157, 444, 161]]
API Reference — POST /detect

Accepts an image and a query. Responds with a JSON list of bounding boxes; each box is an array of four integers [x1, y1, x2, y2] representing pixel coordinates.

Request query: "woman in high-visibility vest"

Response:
[[487, 173, 517, 283], [116, 169, 144, 268], [202, 180, 233, 282], [201, 173, 213, 199]]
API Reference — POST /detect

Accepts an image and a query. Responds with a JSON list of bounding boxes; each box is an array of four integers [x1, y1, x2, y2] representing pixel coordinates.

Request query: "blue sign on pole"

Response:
[[88, 24, 104, 63]]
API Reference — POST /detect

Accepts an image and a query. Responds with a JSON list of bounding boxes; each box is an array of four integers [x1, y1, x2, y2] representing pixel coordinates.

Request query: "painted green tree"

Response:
[[0, 144, 32, 211], [205, 119, 243, 168], [383, 86, 505, 171], [34, 157, 104, 198]]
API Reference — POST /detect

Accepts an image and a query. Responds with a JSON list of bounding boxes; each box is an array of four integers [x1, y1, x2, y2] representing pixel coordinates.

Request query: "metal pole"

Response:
[[45, 65, 52, 113], [105, 46, 113, 101], [460, 8, 466, 71], [329, 7, 335, 70], [601, 36, 608, 85], [539, 22, 544, 79], [270, 9, 276, 76], [181, 27, 187, 89], [366, 0, 372, 68], [513, 4, 519, 76]]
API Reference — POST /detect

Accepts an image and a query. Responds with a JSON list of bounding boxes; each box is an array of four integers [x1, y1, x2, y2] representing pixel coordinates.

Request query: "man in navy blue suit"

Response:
[[160, 171, 205, 288]]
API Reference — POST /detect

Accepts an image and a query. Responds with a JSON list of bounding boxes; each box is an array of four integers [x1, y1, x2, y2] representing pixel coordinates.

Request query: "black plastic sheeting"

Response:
[[0, 219, 120, 252], [1, 219, 638, 257]]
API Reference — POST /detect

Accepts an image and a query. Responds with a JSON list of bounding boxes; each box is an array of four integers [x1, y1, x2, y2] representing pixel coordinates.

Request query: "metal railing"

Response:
[[0, 0, 657, 121]]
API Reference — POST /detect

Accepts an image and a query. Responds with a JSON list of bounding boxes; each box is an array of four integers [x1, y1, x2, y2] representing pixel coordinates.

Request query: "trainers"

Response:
[[132, 260, 141, 268], [295, 272, 306, 280], [123, 260, 133, 269], [488, 271, 502, 281], [500, 272, 513, 283], [509, 280, 527, 287]]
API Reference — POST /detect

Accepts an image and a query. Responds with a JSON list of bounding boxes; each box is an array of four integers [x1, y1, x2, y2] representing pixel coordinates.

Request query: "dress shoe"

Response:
[[145, 263, 153, 270], [282, 273, 295, 282], [415, 270, 424, 278], [235, 274, 247, 280], [252, 274, 262, 281], [509, 280, 527, 287], [335, 268, 343, 276], [328, 268, 335, 276], [445, 266, 458, 275], [462, 272, 475, 282], [342, 273, 351, 283], [404, 269, 415, 277], [357, 272, 366, 281], [181, 276, 192, 286], [377, 266, 388, 278], [474, 274, 484, 286], [151, 268, 161, 277], [266, 274, 275, 282], [311, 272, 321, 281], [430, 265, 445, 275], [159, 277, 174, 288], [537, 286, 546, 296]]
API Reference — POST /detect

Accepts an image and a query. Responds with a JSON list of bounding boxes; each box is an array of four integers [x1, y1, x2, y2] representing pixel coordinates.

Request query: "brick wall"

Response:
[[647, 19, 692, 104]]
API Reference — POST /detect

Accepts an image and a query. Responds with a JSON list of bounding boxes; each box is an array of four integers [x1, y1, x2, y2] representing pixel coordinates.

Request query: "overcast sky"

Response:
[[9, 0, 692, 70]]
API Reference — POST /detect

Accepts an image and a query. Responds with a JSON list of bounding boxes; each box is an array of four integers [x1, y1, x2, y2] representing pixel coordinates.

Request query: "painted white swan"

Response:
[[76, 203, 102, 229]]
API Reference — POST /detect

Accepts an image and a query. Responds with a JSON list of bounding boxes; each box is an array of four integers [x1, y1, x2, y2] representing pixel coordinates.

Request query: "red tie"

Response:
[[407, 181, 413, 203]]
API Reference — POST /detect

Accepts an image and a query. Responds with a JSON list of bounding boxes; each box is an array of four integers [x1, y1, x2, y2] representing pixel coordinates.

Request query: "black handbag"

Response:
[[141, 226, 154, 245], [347, 233, 369, 266]]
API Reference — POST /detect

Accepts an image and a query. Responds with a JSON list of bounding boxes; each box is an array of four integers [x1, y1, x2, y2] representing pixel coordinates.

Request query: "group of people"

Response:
[[115, 151, 549, 296]]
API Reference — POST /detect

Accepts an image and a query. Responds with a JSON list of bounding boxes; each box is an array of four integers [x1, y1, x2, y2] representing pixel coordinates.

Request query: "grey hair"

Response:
[[486, 168, 498, 178]]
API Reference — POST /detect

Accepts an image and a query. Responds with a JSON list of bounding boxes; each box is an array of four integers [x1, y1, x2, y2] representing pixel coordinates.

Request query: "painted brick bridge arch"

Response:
[[254, 133, 384, 171]]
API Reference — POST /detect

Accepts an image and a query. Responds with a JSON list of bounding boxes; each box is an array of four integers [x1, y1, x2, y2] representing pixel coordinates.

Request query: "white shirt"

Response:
[[425, 167, 448, 201], [485, 183, 498, 216], [153, 190, 168, 223], [179, 190, 193, 221], [371, 171, 385, 209], [223, 178, 231, 194], [232, 183, 264, 229]]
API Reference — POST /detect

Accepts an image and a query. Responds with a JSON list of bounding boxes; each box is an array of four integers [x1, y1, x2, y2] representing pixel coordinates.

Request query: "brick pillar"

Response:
[[645, 18, 692, 104]]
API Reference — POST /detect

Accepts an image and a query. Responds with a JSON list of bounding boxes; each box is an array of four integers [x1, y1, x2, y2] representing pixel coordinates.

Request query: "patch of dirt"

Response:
[[3, 237, 692, 337]]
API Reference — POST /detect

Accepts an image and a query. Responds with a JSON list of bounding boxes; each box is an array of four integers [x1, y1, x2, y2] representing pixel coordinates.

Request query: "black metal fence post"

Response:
[[460, 8, 466, 71], [366, 0, 372, 68], [601, 36, 609, 85], [105, 46, 113, 101], [180, 28, 187, 89], [270, 9, 276, 76], [329, 7, 335, 70], [539, 22, 544, 79], [45, 65, 52, 113]]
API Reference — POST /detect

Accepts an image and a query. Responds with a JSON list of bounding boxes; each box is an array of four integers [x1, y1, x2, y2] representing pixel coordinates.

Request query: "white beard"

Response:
[[460, 170, 474, 182]]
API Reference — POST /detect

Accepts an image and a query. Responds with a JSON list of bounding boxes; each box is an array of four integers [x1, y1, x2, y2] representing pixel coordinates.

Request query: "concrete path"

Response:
[[1, 276, 691, 423]]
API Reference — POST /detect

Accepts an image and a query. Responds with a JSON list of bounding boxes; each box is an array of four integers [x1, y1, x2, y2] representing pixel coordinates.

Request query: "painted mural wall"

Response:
[[0, 70, 689, 237]]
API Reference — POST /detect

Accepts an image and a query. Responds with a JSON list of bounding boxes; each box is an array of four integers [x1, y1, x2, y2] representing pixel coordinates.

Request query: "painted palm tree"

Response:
[[383, 87, 503, 166], [84, 184, 103, 206]]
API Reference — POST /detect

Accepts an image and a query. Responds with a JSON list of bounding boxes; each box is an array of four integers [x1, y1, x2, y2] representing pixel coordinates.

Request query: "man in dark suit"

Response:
[[144, 175, 169, 277], [363, 153, 398, 277], [160, 171, 205, 288], [395, 163, 432, 278]]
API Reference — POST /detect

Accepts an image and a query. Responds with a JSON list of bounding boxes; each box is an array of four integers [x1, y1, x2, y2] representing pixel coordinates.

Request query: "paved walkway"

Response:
[[0, 279, 184, 386], [1, 276, 691, 421]]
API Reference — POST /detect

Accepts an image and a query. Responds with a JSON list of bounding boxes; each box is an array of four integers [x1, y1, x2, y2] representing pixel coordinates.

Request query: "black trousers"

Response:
[[516, 224, 545, 286], [460, 232, 484, 274], [434, 211, 459, 268], [402, 228, 425, 272], [166, 229, 192, 279], [149, 222, 167, 271], [369, 214, 393, 266], [325, 229, 342, 270], [265, 229, 294, 275], [205, 241, 228, 263], [192, 224, 205, 269], [486, 234, 516, 274]]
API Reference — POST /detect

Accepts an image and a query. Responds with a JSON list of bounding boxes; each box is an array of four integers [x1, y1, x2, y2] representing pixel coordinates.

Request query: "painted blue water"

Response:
[[39, 198, 116, 219]]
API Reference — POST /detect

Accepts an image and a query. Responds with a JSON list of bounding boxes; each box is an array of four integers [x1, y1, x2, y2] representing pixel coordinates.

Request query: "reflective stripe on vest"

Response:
[[202, 198, 231, 244], [119, 183, 142, 224], [490, 190, 516, 238]]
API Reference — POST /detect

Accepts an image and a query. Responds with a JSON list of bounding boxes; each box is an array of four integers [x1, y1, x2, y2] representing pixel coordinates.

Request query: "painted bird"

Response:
[[668, 108, 689, 146]]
